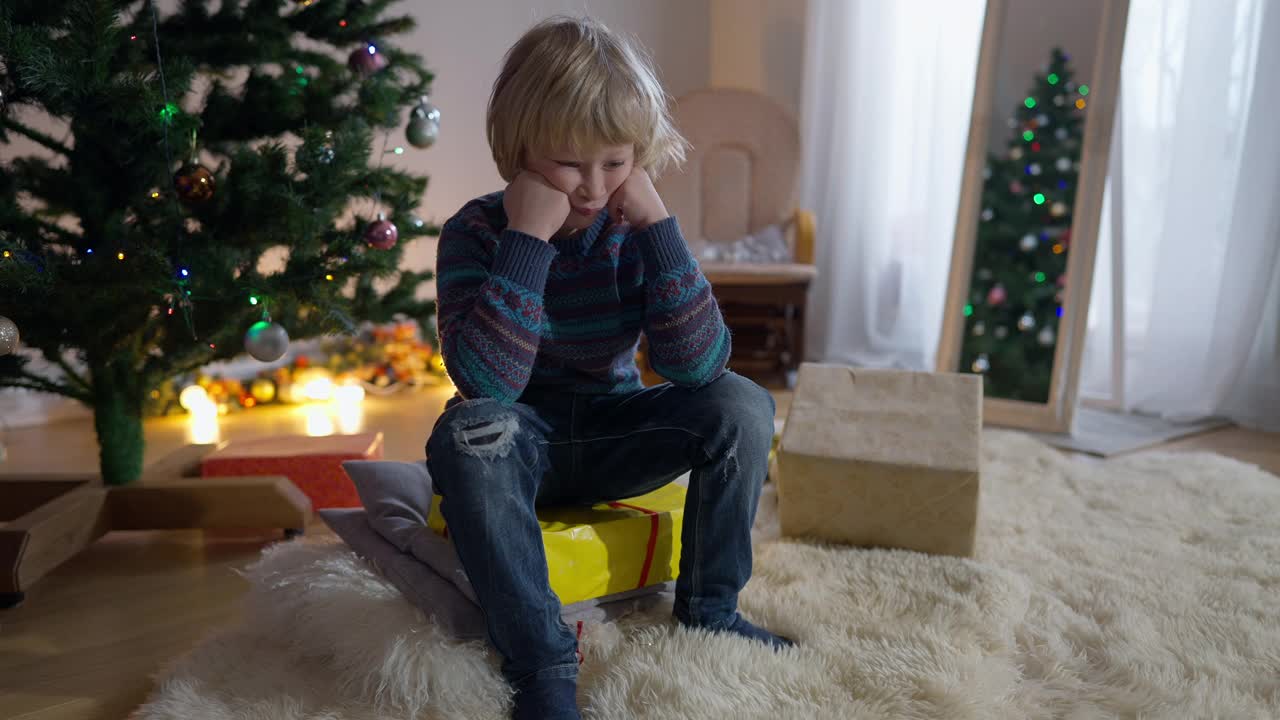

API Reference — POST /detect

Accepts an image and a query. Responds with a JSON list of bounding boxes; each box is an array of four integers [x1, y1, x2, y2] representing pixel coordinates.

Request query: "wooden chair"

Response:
[[645, 88, 817, 388]]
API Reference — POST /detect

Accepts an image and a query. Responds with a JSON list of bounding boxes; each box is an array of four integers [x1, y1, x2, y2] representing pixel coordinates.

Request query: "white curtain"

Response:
[[802, 0, 1280, 430], [799, 0, 984, 370], [1082, 0, 1280, 430]]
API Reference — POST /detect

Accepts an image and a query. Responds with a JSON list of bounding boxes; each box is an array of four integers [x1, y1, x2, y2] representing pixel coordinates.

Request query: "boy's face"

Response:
[[524, 143, 635, 235]]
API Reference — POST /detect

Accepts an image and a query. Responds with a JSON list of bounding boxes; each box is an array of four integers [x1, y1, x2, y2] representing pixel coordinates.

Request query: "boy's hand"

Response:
[[607, 167, 670, 231], [505, 171, 570, 241]]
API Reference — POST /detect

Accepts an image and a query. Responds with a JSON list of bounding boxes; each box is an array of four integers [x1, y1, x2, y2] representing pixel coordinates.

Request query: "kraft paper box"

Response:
[[201, 432, 384, 509], [428, 483, 685, 606], [776, 363, 982, 557]]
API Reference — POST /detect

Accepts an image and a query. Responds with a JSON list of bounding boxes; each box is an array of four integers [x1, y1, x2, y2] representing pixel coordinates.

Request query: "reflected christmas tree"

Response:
[[960, 47, 1089, 402]]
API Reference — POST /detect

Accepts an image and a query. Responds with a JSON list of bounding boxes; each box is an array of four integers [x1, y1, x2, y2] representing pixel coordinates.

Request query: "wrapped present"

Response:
[[201, 432, 384, 509], [776, 363, 982, 557], [428, 483, 686, 606]]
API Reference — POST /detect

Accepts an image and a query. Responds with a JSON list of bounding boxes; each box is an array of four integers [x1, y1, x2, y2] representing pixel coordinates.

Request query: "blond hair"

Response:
[[486, 16, 689, 182]]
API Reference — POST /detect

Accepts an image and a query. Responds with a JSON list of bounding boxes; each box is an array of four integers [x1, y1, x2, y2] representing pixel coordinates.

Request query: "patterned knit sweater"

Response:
[[435, 191, 730, 403]]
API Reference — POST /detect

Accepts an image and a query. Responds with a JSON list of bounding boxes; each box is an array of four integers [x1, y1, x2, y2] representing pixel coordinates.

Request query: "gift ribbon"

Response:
[[606, 500, 660, 589]]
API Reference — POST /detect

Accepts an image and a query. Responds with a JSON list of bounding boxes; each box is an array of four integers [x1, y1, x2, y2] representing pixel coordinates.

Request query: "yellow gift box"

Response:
[[427, 483, 686, 606]]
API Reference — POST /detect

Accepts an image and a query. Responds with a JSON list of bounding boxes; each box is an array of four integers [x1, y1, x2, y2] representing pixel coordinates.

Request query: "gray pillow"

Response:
[[319, 508, 486, 640], [342, 459, 434, 552]]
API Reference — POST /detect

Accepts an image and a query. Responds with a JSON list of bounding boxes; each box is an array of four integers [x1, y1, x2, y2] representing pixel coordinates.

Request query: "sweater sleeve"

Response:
[[636, 216, 731, 387], [435, 217, 558, 404]]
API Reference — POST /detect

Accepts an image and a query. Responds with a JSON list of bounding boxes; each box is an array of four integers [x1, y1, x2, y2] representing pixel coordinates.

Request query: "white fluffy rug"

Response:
[[136, 431, 1280, 719]]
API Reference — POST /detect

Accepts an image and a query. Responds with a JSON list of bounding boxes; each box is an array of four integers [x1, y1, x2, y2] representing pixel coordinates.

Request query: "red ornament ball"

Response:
[[348, 42, 389, 76], [364, 218, 398, 249], [987, 284, 1008, 306]]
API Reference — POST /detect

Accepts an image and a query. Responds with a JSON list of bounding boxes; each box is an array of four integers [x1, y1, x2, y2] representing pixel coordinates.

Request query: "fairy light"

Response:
[[1022, 130, 1034, 142], [249, 295, 259, 305], [1047, 73, 1059, 85], [1078, 85, 1090, 96], [1024, 97, 1036, 109], [1075, 99, 1086, 110], [325, 274, 334, 281], [117, 251, 125, 260], [1033, 193, 1046, 205]]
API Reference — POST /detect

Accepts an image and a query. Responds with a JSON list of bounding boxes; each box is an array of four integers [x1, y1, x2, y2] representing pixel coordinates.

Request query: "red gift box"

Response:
[[200, 433, 384, 509]]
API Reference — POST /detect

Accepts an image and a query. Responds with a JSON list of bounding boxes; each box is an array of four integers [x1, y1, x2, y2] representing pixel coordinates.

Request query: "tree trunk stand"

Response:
[[0, 445, 312, 609]]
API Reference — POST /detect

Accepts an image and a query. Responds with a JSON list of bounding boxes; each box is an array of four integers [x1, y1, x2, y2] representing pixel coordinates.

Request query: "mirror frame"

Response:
[[937, 0, 1131, 433]]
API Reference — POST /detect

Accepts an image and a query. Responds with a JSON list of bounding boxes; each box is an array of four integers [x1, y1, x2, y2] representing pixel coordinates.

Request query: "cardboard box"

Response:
[[776, 363, 982, 557], [428, 483, 686, 606], [201, 433, 384, 509]]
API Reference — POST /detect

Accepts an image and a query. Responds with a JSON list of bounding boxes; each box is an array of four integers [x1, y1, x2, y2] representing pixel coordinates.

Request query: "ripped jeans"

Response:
[[424, 371, 775, 688]]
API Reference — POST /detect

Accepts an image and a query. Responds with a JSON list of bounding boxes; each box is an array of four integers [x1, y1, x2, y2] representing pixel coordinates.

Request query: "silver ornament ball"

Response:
[[1010, 147, 1024, 161], [1038, 327, 1056, 346], [971, 354, 990, 374], [244, 320, 290, 363], [0, 315, 18, 355], [972, 321, 986, 337], [1056, 157, 1071, 172], [1018, 312, 1037, 332], [981, 208, 994, 222], [994, 325, 1009, 339], [1020, 234, 1038, 252], [406, 96, 441, 149], [1029, 162, 1042, 176], [1055, 127, 1069, 140]]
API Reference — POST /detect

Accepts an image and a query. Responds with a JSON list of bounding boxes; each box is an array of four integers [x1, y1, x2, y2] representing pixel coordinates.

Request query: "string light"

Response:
[[1034, 271, 1046, 282], [1024, 97, 1036, 108], [1033, 193, 1046, 205], [1047, 73, 1059, 85], [249, 295, 259, 305], [117, 251, 126, 260], [325, 274, 334, 281], [1052, 243, 1065, 254], [339, 19, 348, 27], [1022, 130, 1034, 142], [179, 268, 189, 277], [87, 248, 94, 254], [158, 102, 179, 124], [2, 250, 9, 259], [964, 304, 973, 317], [1078, 85, 1090, 96], [1075, 99, 1086, 110]]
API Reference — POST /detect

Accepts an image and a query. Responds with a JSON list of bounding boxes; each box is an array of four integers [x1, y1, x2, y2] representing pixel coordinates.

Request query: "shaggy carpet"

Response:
[[136, 431, 1280, 719]]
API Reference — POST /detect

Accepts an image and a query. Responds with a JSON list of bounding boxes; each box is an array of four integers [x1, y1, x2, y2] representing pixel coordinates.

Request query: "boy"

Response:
[[426, 16, 791, 720]]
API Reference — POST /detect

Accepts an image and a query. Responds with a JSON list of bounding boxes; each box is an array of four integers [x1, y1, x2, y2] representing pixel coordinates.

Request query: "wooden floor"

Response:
[[1, 386, 1277, 720]]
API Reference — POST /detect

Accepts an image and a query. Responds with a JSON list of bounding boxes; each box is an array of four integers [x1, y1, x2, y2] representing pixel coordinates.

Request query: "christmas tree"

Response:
[[0, 0, 441, 485], [959, 48, 1087, 403]]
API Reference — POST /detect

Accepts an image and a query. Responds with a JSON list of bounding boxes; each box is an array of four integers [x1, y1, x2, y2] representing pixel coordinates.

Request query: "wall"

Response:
[[709, 0, 807, 118]]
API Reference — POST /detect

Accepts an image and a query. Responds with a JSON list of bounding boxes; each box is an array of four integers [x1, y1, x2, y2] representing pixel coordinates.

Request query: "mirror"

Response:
[[938, 0, 1130, 432]]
